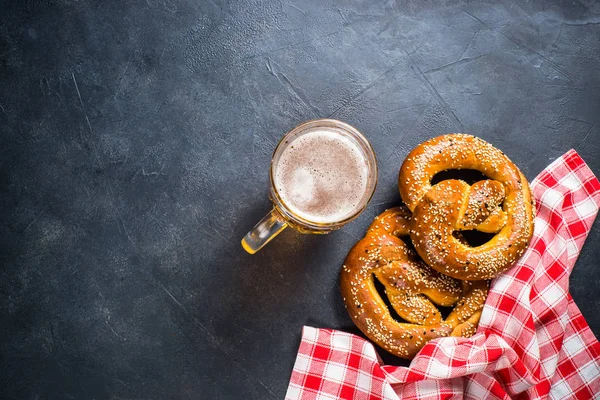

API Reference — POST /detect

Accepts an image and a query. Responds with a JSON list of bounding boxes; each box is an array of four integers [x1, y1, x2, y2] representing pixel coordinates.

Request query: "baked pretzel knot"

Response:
[[399, 134, 535, 280], [340, 207, 489, 359]]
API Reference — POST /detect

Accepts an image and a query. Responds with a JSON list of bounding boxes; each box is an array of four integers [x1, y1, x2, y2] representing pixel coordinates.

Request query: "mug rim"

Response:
[[268, 118, 378, 230]]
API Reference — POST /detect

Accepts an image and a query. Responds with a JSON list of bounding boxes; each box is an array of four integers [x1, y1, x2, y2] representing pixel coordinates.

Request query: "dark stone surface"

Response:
[[1, 0, 599, 398]]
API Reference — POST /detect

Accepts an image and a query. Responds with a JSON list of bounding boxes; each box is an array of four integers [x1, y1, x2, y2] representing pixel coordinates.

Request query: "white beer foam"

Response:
[[273, 129, 369, 224]]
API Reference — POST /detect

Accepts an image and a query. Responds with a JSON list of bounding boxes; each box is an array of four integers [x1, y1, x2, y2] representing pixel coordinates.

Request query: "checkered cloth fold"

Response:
[[286, 150, 600, 400]]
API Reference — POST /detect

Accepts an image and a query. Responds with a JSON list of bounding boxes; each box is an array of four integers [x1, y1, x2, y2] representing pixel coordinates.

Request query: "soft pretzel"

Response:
[[399, 134, 535, 280], [340, 207, 489, 359]]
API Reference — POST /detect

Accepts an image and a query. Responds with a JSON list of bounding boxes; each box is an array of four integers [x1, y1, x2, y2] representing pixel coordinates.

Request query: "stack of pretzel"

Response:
[[340, 134, 535, 359]]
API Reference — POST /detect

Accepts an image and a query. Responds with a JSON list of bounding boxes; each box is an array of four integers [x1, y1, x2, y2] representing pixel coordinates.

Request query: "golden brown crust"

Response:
[[399, 134, 535, 280], [340, 207, 488, 359]]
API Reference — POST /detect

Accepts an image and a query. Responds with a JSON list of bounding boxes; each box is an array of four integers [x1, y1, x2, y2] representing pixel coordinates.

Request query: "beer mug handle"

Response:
[[241, 208, 288, 254]]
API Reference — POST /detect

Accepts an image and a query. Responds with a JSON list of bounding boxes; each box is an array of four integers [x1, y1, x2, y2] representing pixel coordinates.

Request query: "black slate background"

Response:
[[1, 0, 599, 399]]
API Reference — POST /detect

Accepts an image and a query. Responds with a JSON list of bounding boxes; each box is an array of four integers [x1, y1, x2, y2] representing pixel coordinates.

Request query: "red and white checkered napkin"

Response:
[[286, 150, 600, 400]]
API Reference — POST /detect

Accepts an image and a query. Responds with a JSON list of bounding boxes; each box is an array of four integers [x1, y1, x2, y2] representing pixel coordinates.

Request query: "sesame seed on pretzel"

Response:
[[340, 207, 489, 359], [399, 134, 535, 280]]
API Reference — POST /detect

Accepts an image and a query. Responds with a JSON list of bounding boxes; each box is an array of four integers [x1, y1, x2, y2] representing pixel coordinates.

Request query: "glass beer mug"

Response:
[[241, 119, 378, 254]]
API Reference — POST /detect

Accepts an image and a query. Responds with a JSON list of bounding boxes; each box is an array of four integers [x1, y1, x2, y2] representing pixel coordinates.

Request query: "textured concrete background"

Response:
[[1, 0, 599, 398]]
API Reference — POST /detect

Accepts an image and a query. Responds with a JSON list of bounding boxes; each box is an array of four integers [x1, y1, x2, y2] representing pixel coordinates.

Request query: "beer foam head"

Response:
[[273, 129, 370, 223]]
